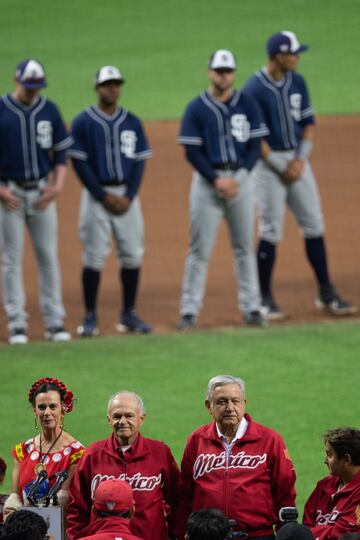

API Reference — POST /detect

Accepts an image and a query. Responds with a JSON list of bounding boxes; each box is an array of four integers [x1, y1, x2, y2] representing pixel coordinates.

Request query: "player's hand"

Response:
[[0, 185, 22, 211], [33, 185, 61, 210], [102, 193, 131, 215], [215, 176, 238, 199], [282, 159, 304, 183]]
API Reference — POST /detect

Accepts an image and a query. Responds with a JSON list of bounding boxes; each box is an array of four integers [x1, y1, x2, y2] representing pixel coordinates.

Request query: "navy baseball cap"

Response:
[[209, 49, 236, 70], [15, 59, 47, 89], [267, 31, 309, 57], [95, 65, 125, 86]]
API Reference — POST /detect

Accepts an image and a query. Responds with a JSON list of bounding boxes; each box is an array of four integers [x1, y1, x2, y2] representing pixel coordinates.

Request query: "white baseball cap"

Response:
[[15, 59, 47, 89], [95, 65, 125, 86], [208, 49, 236, 70]]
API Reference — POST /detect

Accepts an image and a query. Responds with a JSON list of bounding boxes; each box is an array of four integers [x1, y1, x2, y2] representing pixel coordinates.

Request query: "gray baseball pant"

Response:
[[78, 186, 144, 270], [180, 168, 261, 317], [0, 181, 66, 331], [253, 151, 324, 244]]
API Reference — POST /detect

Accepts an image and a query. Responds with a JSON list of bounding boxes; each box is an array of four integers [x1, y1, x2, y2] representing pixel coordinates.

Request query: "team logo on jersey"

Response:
[[289, 94, 302, 121], [193, 451, 267, 479], [90, 471, 162, 499], [231, 114, 250, 142], [120, 130, 137, 158], [37, 120, 53, 149], [316, 508, 340, 525]]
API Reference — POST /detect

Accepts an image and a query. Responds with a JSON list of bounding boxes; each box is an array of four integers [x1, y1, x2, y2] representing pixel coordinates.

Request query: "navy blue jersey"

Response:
[[243, 69, 315, 150], [0, 94, 72, 181], [177, 90, 268, 170], [70, 105, 152, 184]]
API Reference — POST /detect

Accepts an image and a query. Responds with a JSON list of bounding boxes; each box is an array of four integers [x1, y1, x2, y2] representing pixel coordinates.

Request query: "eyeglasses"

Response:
[[213, 68, 235, 74]]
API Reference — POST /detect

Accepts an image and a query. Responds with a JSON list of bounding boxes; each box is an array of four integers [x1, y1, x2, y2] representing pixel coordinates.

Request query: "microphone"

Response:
[[26, 469, 48, 505], [44, 470, 69, 506], [279, 507, 299, 523]]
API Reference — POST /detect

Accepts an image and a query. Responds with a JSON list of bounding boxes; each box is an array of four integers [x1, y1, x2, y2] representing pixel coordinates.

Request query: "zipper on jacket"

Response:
[[223, 442, 232, 516]]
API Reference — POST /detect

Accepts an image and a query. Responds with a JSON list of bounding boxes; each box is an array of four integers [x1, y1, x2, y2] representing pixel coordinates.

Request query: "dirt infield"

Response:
[[1, 115, 359, 342]]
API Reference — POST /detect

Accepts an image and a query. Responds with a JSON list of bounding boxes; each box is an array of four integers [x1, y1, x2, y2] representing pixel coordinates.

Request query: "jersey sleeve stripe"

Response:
[[68, 149, 88, 160], [250, 127, 270, 138], [301, 108, 314, 119], [135, 150, 153, 160], [53, 136, 74, 151], [177, 136, 203, 145]]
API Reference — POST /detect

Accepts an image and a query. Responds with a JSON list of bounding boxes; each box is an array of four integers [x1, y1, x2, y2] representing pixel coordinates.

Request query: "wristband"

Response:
[[296, 139, 313, 161], [265, 153, 287, 174]]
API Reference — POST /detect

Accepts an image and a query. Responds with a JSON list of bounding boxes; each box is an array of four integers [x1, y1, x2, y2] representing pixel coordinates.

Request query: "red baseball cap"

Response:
[[94, 479, 135, 513]]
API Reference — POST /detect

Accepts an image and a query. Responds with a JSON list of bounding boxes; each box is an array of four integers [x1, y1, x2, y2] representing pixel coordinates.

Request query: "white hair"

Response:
[[107, 391, 145, 415], [206, 375, 246, 402]]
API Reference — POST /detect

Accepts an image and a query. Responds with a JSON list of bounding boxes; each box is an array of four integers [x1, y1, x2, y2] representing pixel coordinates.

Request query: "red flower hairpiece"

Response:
[[28, 377, 74, 413]]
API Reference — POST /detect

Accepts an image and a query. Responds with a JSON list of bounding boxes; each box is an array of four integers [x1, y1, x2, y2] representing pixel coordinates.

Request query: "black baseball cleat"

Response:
[[244, 310, 268, 328], [117, 310, 152, 334], [77, 312, 99, 337], [315, 287, 357, 316], [260, 295, 285, 320], [45, 326, 71, 342], [8, 327, 28, 345], [177, 314, 197, 331]]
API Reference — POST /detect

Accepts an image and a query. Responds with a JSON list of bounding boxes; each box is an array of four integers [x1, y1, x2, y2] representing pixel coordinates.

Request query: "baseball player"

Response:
[[243, 31, 357, 320], [0, 59, 72, 345], [177, 49, 268, 330], [70, 66, 152, 336]]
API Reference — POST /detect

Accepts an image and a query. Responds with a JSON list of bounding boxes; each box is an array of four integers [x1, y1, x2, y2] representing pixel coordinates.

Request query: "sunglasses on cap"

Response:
[[213, 68, 235, 74]]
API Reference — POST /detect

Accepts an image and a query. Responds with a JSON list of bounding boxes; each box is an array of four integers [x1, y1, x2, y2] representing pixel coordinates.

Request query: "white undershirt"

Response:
[[216, 416, 249, 446]]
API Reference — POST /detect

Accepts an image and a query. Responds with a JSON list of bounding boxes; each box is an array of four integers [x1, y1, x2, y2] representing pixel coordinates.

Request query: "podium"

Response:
[[24, 506, 64, 540]]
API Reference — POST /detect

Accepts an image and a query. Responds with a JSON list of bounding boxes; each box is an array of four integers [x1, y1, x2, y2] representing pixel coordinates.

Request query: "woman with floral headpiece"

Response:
[[3, 377, 85, 519]]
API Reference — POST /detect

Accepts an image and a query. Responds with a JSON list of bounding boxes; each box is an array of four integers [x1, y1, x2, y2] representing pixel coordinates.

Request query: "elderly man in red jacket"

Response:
[[67, 391, 180, 540], [175, 374, 296, 540]]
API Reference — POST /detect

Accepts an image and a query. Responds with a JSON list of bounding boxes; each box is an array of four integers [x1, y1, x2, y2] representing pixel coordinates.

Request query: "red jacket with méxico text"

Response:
[[78, 515, 143, 540], [303, 471, 360, 540], [67, 433, 180, 540], [175, 413, 296, 537]]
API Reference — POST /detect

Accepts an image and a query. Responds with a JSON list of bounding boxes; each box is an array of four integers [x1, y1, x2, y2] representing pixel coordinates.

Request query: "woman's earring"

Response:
[[34, 417, 39, 430]]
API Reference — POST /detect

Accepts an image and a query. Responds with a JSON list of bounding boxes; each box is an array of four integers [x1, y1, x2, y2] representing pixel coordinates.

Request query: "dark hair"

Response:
[[3, 509, 48, 540], [276, 523, 313, 540], [324, 428, 360, 465], [0, 456, 7, 476], [338, 534, 360, 540], [97, 509, 131, 519], [187, 508, 230, 540], [28, 377, 74, 412], [29, 382, 66, 405]]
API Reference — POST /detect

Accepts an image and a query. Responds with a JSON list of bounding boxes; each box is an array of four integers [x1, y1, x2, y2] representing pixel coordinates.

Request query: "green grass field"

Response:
[[1, 0, 360, 120], [1, 0, 360, 524], [1, 321, 360, 513]]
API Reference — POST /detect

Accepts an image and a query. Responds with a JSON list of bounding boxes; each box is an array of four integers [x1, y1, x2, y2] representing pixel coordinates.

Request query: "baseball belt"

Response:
[[5, 178, 48, 191], [213, 162, 243, 171]]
